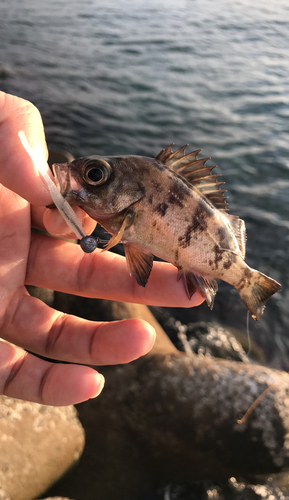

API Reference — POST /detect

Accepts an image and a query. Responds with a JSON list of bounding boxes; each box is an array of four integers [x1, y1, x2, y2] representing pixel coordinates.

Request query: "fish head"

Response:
[[52, 155, 147, 219]]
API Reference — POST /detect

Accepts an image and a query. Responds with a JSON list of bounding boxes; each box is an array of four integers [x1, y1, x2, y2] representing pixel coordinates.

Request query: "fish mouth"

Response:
[[52, 162, 86, 205], [52, 162, 71, 197]]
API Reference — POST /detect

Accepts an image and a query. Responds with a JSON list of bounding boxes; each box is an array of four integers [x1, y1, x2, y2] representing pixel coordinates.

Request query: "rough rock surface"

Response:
[[44, 295, 289, 500], [0, 396, 84, 500], [0, 486, 10, 500], [48, 353, 289, 499], [40, 498, 73, 500]]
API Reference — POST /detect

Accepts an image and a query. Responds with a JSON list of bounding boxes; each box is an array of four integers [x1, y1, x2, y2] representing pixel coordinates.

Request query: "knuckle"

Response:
[[44, 312, 69, 358]]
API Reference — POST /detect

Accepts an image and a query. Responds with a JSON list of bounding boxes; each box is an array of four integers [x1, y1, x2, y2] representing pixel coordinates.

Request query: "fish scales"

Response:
[[52, 145, 281, 320], [119, 172, 255, 301]]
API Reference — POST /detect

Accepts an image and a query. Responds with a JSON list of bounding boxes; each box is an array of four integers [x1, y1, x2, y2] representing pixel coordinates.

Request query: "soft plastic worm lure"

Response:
[[18, 131, 98, 253]]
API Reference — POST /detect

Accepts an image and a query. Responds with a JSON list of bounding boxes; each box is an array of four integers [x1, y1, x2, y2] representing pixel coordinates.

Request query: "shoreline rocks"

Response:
[[46, 296, 289, 500], [0, 397, 84, 500], [4, 289, 289, 500]]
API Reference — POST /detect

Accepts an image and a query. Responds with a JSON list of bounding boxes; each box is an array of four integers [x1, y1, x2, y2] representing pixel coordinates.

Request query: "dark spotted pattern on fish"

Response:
[[151, 180, 161, 192], [195, 204, 209, 230], [166, 180, 189, 208], [217, 225, 235, 251], [178, 204, 210, 249], [223, 252, 237, 270], [213, 245, 224, 269], [217, 227, 228, 244], [155, 202, 169, 217], [175, 248, 179, 263], [178, 225, 194, 249], [238, 267, 254, 291], [179, 221, 201, 248]]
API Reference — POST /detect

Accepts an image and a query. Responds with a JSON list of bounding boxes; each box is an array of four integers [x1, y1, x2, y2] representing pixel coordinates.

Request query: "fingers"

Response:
[[42, 207, 96, 238], [0, 340, 105, 406], [31, 205, 96, 238], [3, 292, 156, 366], [27, 233, 204, 308], [0, 91, 52, 206]]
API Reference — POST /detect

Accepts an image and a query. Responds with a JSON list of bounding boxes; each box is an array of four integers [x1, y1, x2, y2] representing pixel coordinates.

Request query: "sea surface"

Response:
[[1, 0, 289, 366]]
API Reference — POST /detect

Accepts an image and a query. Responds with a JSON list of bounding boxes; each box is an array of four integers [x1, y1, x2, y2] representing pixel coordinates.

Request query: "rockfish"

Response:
[[52, 144, 281, 320]]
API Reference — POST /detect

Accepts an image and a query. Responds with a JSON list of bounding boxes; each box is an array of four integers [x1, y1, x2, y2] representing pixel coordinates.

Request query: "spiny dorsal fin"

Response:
[[156, 144, 228, 211], [156, 144, 201, 168], [155, 144, 174, 164], [225, 214, 247, 259]]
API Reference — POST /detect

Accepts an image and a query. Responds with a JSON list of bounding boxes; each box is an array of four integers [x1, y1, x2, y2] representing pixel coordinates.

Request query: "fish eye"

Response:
[[83, 160, 111, 186]]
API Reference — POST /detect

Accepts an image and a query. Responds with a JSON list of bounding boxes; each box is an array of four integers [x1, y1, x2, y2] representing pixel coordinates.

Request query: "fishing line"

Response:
[[18, 131, 98, 252], [246, 310, 251, 357], [237, 382, 275, 425], [238, 313, 275, 425]]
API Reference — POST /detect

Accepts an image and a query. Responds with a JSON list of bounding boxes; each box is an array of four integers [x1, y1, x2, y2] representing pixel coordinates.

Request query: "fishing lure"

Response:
[[18, 131, 98, 253]]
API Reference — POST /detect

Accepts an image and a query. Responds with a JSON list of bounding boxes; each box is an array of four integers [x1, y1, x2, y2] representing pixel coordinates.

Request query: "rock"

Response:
[[41, 498, 74, 500], [0, 397, 84, 500], [0, 486, 10, 500], [106, 354, 289, 478], [151, 307, 266, 364], [45, 296, 289, 500], [155, 477, 289, 500]]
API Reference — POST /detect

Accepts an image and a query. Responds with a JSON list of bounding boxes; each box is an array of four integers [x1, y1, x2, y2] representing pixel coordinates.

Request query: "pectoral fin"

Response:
[[102, 210, 136, 252], [180, 270, 218, 309], [124, 244, 154, 287]]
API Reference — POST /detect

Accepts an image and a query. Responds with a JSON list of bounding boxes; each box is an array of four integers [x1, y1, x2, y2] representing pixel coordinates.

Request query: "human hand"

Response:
[[0, 91, 203, 406]]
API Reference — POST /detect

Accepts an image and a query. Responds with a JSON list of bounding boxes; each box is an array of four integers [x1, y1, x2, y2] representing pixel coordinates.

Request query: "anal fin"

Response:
[[180, 270, 218, 309], [124, 244, 154, 287]]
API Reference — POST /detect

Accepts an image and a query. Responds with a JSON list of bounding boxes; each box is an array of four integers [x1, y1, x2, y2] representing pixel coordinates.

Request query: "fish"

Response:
[[52, 144, 281, 320]]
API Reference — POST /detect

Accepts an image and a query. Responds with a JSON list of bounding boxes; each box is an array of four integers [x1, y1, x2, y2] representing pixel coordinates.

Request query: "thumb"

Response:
[[0, 92, 53, 206]]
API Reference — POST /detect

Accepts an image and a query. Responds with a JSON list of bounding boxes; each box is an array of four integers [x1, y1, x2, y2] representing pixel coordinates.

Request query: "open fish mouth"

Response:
[[52, 162, 71, 197], [52, 162, 89, 205]]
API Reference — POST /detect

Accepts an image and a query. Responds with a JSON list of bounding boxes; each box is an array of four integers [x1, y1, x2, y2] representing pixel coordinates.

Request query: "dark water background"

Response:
[[1, 0, 289, 367]]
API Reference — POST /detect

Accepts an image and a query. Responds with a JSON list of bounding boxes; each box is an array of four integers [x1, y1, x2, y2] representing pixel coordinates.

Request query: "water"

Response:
[[1, 0, 289, 366]]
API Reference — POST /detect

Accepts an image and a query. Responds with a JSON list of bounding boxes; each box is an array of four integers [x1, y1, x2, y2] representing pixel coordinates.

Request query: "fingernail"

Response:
[[90, 373, 105, 399]]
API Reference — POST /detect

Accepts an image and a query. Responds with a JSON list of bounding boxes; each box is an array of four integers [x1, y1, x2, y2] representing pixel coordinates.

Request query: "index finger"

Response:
[[27, 233, 204, 308]]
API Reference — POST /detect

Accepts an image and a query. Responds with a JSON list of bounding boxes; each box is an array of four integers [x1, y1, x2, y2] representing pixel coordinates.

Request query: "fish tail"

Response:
[[238, 269, 281, 320]]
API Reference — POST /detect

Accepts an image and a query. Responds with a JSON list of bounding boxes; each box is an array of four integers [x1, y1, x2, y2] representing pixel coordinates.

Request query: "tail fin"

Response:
[[238, 270, 281, 320]]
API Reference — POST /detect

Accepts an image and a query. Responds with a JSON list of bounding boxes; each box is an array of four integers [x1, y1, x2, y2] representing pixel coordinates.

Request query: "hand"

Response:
[[0, 91, 203, 406]]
